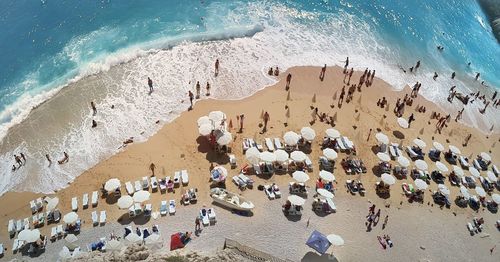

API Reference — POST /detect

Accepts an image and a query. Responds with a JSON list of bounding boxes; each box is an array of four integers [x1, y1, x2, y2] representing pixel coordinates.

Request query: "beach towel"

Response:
[[170, 233, 185, 251]]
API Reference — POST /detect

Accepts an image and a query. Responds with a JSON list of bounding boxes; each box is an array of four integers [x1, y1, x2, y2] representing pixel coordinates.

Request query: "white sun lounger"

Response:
[[125, 182, 134, 195], [253, 164, 262, 175], [389, 143, 400, 159], [264, 185, 275, 199], [169, 200, 176, 215], [459, 156, 469, 168], [56, 224, 63, 236], [142, 176, 149, 190], [200, 209, 209, 226], [159, 178, 167, 192], [467, 222, 476, 234], [134, 181, 141, 192], [343, 137, 354, 150], [274, 138, 284, 150], [265, 138, 275, 152], [50, 227, 57, 240], [406, 146, 419, 159], [181, 170, 189, 185], [99, 211, 106, 225], [232, 176, 246, 189], [8, 219, 15, 236], [473, 159, 481, 170], [229, 154, 237, 168], [144, 204, 152, 217], [273, 184, 282, 198], [208, 208, 216, 223], [91, 211, 98, 226], [173, 172, 181, 186], [12, 239, 21, 253], [71, 197, 78, 211], [0, 243, 3, 256], [336, 138, 347, 151], [30, 200, 37, 214], [82, 193, 89, 209], [36, 198, 43, 211], [91, 191, 98, 207], [160, 201, 167, 216], [150, 176, 158, 191], [16, 220, 22, 232]]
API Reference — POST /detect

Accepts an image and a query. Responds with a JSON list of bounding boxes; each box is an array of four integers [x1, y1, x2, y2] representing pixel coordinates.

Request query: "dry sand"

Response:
[[0, 66, 499, 261]]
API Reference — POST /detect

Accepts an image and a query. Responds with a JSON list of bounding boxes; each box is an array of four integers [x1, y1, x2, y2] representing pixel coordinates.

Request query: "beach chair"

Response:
[[50, 227, 57, 241], [144, 204, 152, 217], [91, 211, 98, 226], [169, 200, 176, 215], [181, 170, 189, 185], [134, 181, 141, 192], [389, 143, 400, 159], [0, 243, 3, 256], [336, 138, 347, 151], [229, 154, 237, 169], [16, 220, 22, 232], [150, 176, 158, 191], [99, 211, 106, 225], [82, 193, 89, 209], [459, 156, 469, 168], [467, 222, 476, 235], [253, 164, 262, 175], [379, 143, 388, 153], [36, 198, 43, 211], [166, 176, 174, 192], [242, 138, 251, 152], [265, 138, 275, 152], [71, 197, 78, 211], [173, 172, 181, 187], [12, 239, 20, 253], [238, 174, 254, 188], [273, 138, 283, 150], [125, 182, 134, 195], [493, 165, 499, 176], [91, 191, 98, 207], [159, 178, 167, 193], [56, 224, 64, 237], [142, 176, 149, 190], [8, 219, 16, 236], [37, 213, 44, 226], [406, 146, 419, 159], [232, 175, 246, 189], [200, 209, 209, 226], [305, 156, 313, 172], [264, 185, 276, 199], [30, 200, 37, 214], [344, 137, 355, 151], [208, 208, 216, 224], [273, 184, 282, 198], [160, 201, 167, 216]]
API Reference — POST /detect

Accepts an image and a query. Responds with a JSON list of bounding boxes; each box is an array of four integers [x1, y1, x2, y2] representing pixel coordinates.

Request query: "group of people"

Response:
[[11, 153, 27, 171], [268, 66, 280, 76], [187, 59, 220, 109]]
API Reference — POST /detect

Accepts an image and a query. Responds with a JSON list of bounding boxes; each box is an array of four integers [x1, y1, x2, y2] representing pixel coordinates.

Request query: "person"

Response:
[[268, 67, 273, 75], [147, 77, 153, 93], [455, 108, 464, 121], [196, 81, 201, 98], [20, 153, 26, 163], [206, 82, 210, 96], [408, 113, 415, 127], [492, 91, 497, 101], [367, 128, 372, 141], [475, 72, 480, 81], [319, 64, 326, 81], [369, 204, 376, 214], [58, 152, 69, 165], [214, 59, 220, 76], [14, 155, 22, 167], [12, 165, 16, 171], [195, 217, 201, 231], [343, 57, 349, 74], [92, 119, 97, 128], [45, 154, 52, 167], [150, 163, 156, 176], [263, 111, 270, 131], [451, 72, 455, 79], [274, 67, 280, 76], [433, 72, 438, 80], [91, 101, 97, 116], [384, 235, 393, 247], [382, 215, 389, 229], [415, 60, 420, 70], [286, 73, 292, 90], [239, 114, 245, 131], [338, 86, 345, 107], [188, 91, 194, 109]]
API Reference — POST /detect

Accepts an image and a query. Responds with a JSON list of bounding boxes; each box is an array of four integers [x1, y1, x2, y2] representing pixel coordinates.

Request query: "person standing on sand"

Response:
[[455, 108, 464, 121], [206, 82, 210, 96], [286, 73, 292, 90], [239, 114, 245, 132], [91, 101, 97, 116], [188, 91, 194, 109], [263, 111, 270, 132], [319, 64, 326, 81], [195, 217, 201, 231], [214, 59, 219, 76], [408, 113, 415, 127], [196, 81, 201, 98], [46, 154, 52, 167], [148, 77, 153, 93], [150, 163, 156, 176]]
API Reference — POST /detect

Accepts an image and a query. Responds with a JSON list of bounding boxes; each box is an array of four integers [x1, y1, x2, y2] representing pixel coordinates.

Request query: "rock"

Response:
[[420, 246, 426, 250]]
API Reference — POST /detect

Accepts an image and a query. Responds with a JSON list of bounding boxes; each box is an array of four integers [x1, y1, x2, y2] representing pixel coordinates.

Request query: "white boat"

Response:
[[210, 188, 254, 211]]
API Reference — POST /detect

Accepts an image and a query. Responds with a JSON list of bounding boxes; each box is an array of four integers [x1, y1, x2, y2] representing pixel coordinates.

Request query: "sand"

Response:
[[0, 66, 499, 261]]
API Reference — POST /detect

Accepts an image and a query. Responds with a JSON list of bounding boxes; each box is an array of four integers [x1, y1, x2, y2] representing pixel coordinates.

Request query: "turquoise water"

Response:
[[0, 0, 499, 194]]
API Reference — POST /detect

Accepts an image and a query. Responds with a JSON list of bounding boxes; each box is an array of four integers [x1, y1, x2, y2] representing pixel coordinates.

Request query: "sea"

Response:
[[0, 0, 499, 195]]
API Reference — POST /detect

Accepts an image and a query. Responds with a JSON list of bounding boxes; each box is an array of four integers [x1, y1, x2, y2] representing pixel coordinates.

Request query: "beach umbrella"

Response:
[[216, 132, 232, 146], [26, 229, 41, 243], [381, 173, 396, 185], [301, 127, 316, 141], [475, 186, 486, 197], [104, 178, 121, 192], [245, 147, 260, 165], [413, 138, 426, 148], [133, 190, 151, 203], [283, 131, 300, 146], [319, 170, 335, 182], [293, 171, 310, 183], [480, 152, 491, 162], [208, 111, 225, 122], [486, 171, 497, 181], [449, 145, 461, 155], [145, 234, 162, 248], [117, 195, 134, 209], [492, 193, 500, 204], [65, 234, 79, 250], [125, 233, 143, 243], [274, 150, 289, 162], [317, 188, 334, 199], [469, 167, 480, 178], [46, 197, 59, 211], [18, 229, 32, 242], [414, 179, 428, 190], [288, 195, 306, 206], [397, 117, 408, 129], [306, 230, 331, 255], [260, 151, 276, 163], [325, 128, 341, 139], [377, 152, 390, 162], [106, 239, 123, 251], [322, 148, 338, 160], [433, 141, 445, 151], [415, 160, 428, 171], [375, 132, 389, 144], [197, 116, 210, 127], [63, 212, 79, 224], [435, 161, 449, 173], [211, 166, 227, 182], [438, 184, 450, 195], [290, 151, 307, 162], [59, 246, 72, 259], [397, 156, 410, 168], [460, 186, 470, 199], [326, 234, 345, 246], [198, 124, 212, 136], [453, 165, 464, 177]]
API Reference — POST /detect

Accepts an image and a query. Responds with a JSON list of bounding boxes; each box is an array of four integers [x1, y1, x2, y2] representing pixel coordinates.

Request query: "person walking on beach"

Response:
[[91, 101, 97, 116], [195, 216, 201, 232], [58, 152, 69, 164], [286, 73, 292, 90], [46, 154, 52, 167], [150, 163, 156, 176], [206, 82, 210, 96], [195, 81, 201, 99], [338, 86, 345, 107], [263, 111, 270, 132], [188, 91, 194, 109], [367, 128, 372, 142], [147, 77, 154, 94], [214, 59, 220, 76], [455, 108, 464, 121], [408, 113, 415, 127], [319, 64, 326, 81]]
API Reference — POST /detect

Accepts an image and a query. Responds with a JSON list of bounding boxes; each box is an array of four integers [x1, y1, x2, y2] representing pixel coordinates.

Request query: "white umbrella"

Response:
[[317, 188, 334, 199], [438, 184, 450, 195], [475, 186, 486, 197], [117, 195, 134, 209], [469, 167, 480, 178], [65, 234, 79, 250], [453, 165, 464, 177], [397, 156, 410, 168], [106, 239, 123, 251], [197, 116, 210, 127], [24, 229, 41, 243], [292, 171, 310, 183], [397, 117, 408, 129], [245, 147, 260, 165], [381, 173, 396, 185], [133, 190, 151, 203], [377, 152, 390, 162], [327, 234, 344, 246], [216, 132, 232, 146], [413, 138, 426, 148], [415, 160, 428, 171], [287, 195, 306, 206], [59, 246, 72, 259], [480, 152, 491, 162], [325, 128, 341, 139], [198, 124, 212, 136], [300, 127, 316, 141], [283, 131, 300, 146], [492, 193, 500, 204], [260, 151, 276, 163], [319, 170, 335, 182], [46, 197, 59, 211], [323, 148, 338, 160], [145, 234, 162, 247], [460, 186, 470, 199], [208, 111, 225, 122], [290, 151, 307, 162], [375, 132, 389, 144], [486, 171, 497, 181], [435, 161, 449, 173], [18, 229, 32, 242], [432, 141, 444, 151], [104, 178, 121, 192], [274, 150, 289, 162], [63, 212, 79, 224], [125, 233, 143, 243], [414, 179, 428, 190], [449, 145, 461, 155]]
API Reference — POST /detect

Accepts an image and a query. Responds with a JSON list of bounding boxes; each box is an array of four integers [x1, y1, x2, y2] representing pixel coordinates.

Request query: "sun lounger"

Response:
[[473, 159, 482, 171], [273, 184, 282, 198], [159, 178, 167, 192], [99, 211, 106, 225], [406, 146, 419, 159], [150, 176, 158, 191], [0, 243, 3, 256], [50, 227, 57, 240], [160, 201, 167, 216], [144, 204, 152, 217], [91, 211, 98, 226], [166, 176, 174, 192], [126, 182, 134, 195], [142, 176, 149, 190], [467, 222, 476, 235], [344, 137, 354, 150], [264, 185, 276, 199], [208, 208, 216, 223], [459, 156, 469, 168], [493, 165, 499, 176], [36, 198, 43, 211], [134, 180, 141, 192], [253, 164, 262, 175], [37, 213, 44, 226], [173, 172, 181, 187], [200, 209, 209, 226], [82, 193, 89, 209], [242, 138, 252, 152], [8, 219, 15, 236], [232, 176, 246, 189], [169, 200, 176, 214], [265, 138, 275, 152], [16, 220, 22, 232], [181, 170, 189, 185], [305, 156, 313, 171], [229, 154, 237, 169], [71, 197, 78, 211], [12, 239, 21, 253], [336, 138, 347, 151], [56, 224, 64, 237], [389, 143, 400, 159], [274, 138, 284, 150], [91, 191, 98, 207], [379, 143, 387, 153], [30, 200, 37, 214], [238, 174, 254, 188]]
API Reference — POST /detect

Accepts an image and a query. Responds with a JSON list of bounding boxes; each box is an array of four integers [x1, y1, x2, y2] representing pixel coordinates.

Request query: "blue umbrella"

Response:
[[306, 230, 331, 254]]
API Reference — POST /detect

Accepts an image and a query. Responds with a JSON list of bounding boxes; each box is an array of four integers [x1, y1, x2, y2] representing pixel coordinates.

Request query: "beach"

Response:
[[0, 65, 498, 261]]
